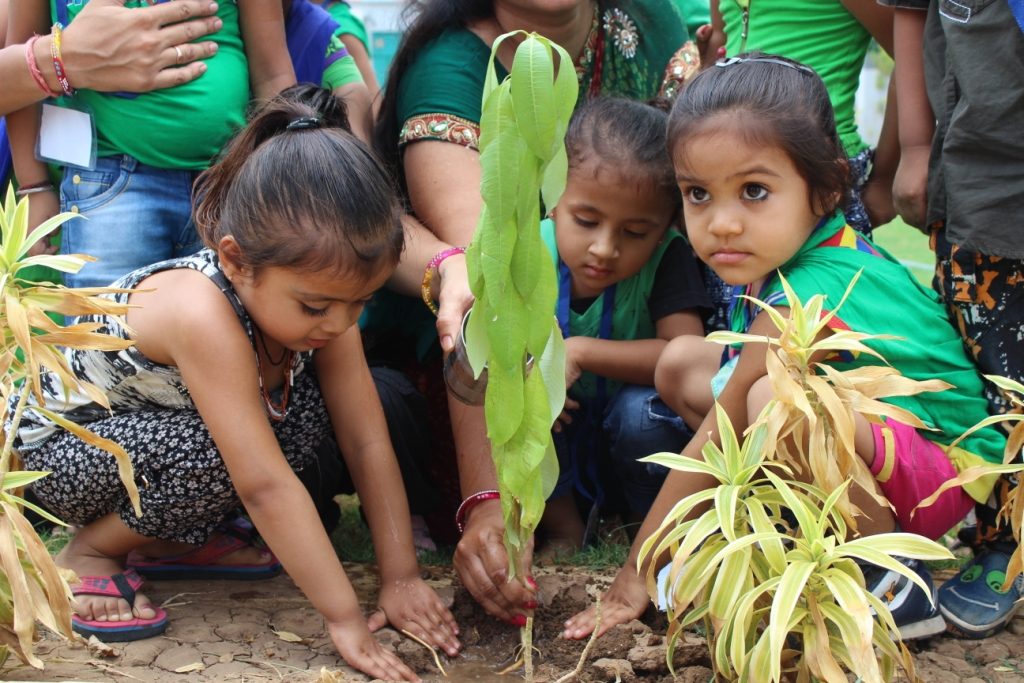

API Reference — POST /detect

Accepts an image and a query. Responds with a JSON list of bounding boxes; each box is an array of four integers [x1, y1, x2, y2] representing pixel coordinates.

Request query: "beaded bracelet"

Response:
[[49, 23, 75, 96], [25, 35, 61, 98], [455, 489, 500, 534], [421, 246, 466, 316]]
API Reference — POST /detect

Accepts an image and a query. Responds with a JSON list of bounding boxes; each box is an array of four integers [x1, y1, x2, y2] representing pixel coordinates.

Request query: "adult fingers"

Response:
[[160, 40, 217, 69], [143, 0, 220, 29], [366, 607, 388, 633], [153, 12, 223, 49], [456, 548, 515, 621]]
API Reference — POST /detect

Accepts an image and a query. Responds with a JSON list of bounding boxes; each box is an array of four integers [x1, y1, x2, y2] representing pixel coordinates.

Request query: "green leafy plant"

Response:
[[461, 31, 576, 679], [0, 185, 139, 669], [638, 274, 953, 682]]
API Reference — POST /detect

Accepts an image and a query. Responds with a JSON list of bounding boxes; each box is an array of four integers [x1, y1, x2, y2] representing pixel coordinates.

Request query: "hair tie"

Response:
[[285, 116, 321, 131]]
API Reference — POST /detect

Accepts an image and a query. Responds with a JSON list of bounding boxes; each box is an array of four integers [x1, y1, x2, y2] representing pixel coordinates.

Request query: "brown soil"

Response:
[[5, 564, 1024, 683]]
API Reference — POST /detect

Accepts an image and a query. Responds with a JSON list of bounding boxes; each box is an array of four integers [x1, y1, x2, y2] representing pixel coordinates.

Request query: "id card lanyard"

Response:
[[557, 261, 616, 404], [733, 0, 751, 53]]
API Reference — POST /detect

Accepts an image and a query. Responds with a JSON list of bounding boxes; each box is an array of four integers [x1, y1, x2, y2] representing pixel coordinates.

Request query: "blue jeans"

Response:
[[552, 384, 693, 515], [59, 155, 203, 288]]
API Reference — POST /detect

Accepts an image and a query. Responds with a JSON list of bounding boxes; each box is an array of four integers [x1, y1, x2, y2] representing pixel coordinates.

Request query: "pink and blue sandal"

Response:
[[126, 530, 282, 581], [71, 569, 168, 642]]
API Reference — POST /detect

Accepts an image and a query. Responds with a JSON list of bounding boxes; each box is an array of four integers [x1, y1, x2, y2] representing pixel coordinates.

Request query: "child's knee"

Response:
[[655, 337, 702, 413], [746, 375, 775, 418]]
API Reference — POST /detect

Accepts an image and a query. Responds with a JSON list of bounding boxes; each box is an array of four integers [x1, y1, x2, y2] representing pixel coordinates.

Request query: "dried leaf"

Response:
[[86, 635, 119, 658], [315, 667, 347, 682], [274, 629, 304, 643], [174, 662, 206, 673]]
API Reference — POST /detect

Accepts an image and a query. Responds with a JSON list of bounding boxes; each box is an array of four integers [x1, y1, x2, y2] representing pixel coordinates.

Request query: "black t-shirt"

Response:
[[570, 238, 712, 326]]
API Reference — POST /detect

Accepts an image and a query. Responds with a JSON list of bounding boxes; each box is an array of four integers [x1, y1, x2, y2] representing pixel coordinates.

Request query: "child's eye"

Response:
[[301, 303, 330, 318], [684, 187, 709, 204], [625, 229, 649, 239], [743, 183, 768, 201], [574, 215, 598, 228]]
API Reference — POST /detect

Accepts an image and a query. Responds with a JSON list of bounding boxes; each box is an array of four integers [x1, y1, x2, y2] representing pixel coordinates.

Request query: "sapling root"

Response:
[[400, 629, 448, 677], [553, 597, 602, 683]]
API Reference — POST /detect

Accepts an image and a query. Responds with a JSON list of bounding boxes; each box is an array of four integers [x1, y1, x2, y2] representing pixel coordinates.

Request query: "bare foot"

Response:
[[57, 536, 157, 623]]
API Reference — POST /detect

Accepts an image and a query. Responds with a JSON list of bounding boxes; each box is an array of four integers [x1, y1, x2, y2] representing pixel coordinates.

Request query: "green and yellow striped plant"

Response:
[[916, 374, 1024, 590], [639, 274, 953, 682], [0, 185, 139, 669]]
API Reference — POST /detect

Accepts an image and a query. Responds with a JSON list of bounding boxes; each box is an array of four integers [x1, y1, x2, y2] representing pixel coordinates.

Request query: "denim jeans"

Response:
[[59, 155, 203, 288], [552, 384, 694, 515]]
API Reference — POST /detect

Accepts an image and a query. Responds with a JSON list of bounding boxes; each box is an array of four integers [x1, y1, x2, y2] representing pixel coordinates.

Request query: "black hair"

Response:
[[373, 0, 493, 183], [194, 84, 404, 281], [667, 53, 850, 215], [565, 97, 679, 209]]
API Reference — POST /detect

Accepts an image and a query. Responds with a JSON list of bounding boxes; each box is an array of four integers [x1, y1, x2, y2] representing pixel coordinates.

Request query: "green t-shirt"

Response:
[[322, 32, 364, 90], [541, 218, 681, 399], [750, 212, 1006, 463], [53, 0, 249, 170], [322, 0, 370, 53], [719, 0, 871, 156]]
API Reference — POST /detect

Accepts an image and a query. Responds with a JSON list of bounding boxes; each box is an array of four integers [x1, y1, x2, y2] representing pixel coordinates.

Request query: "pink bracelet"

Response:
[[421, 246, 466, 316], [455, 489, 500, 534], [25, 35, 61, 98]]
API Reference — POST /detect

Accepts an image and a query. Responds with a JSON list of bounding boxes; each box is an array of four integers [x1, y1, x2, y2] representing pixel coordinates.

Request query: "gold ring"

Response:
[[174, 45, 183, 64]]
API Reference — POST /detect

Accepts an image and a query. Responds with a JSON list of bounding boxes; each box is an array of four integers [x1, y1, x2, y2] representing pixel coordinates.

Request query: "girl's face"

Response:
[[553, 161, 676, 299], [224, 253, 389, 352], [673, 117, 823, 289]]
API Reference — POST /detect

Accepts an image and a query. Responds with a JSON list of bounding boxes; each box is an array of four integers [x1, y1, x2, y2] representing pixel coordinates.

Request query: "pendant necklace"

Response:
[[252, 325, 295, 422]]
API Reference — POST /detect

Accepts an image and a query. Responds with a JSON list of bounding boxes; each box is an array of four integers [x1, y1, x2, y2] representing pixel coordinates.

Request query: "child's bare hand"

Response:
[[370, 577, 461, 657], [563, 337, 585, 390], [328, 619, 420, 682], [562, 565, 650, 640], [553, 396, 580, 433]]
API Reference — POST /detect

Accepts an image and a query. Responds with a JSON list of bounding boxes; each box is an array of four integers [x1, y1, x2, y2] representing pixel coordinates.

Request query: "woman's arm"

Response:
[[238, 0, 295, 101], [1, 0, 221, 115], [565, 311, 705, 388], [130, 272, 418, 682]]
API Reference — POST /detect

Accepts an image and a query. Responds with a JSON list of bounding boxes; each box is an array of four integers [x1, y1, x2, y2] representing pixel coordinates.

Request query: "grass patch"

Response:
[[872, 216, 933, 286]]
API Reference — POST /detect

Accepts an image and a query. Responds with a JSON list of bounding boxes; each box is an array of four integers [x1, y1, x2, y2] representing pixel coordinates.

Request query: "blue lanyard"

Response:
[[557, 261, 615, 401]]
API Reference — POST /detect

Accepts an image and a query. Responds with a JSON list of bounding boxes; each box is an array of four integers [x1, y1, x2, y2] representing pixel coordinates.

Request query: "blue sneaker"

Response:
[[863, 558, 947, 640], [938, 548, 1024, 639]]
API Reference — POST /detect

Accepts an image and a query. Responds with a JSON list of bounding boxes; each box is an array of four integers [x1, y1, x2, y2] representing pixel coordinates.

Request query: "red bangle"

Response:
[[25, 35, 61, 98], [455, 490, 500, 534], [49, 23, 75, 96]]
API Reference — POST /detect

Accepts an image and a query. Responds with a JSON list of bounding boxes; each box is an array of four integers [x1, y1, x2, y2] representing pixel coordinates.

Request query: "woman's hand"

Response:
[[62, 0, 222, 93], [328, 618, 420, 682], [435, 252, 474, 354], [862, 173, 897, 230], [453, 498, 537, 623], [369, 576, 462, 658], [561, 564, 650, 640]]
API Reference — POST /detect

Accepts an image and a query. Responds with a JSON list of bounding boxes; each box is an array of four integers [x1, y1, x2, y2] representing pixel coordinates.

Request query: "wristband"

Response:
[[421, 246, 466, 316], [455, 489, 500, 534], [49, 23, 75, 96], [15, 182, 56, 197], [25, 35, 61, 98]]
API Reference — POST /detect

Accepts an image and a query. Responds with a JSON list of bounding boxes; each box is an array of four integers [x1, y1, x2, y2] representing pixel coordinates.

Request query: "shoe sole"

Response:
[[939, 601, 1020, 640], [897, 613, 948, 641]]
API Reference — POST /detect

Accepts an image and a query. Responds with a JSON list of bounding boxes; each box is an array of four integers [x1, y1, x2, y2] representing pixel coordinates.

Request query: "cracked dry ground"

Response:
[[6, 565, 1024, 683]]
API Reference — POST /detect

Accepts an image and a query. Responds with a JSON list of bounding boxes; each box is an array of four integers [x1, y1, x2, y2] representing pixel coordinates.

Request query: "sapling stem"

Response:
[[400, 629, 448, 677], [523, 617, 534, 682], [553, 597, 601, 683]]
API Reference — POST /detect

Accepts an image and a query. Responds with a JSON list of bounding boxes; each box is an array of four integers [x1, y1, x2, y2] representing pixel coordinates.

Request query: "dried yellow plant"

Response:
[[708, 272, 950, 529], [0, 185, 138, 669]]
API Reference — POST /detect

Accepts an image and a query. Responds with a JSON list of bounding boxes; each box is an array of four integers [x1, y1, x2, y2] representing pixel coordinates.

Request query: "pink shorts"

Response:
[[870, 419, 974, 540]]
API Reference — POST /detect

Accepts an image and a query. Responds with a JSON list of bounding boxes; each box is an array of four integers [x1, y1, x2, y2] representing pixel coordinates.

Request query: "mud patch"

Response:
[[5, 564, 1024, 682]]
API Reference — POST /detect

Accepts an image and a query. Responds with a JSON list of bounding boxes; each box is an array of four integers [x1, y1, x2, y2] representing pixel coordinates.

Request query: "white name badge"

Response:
[[37, 102, 97, 170]]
